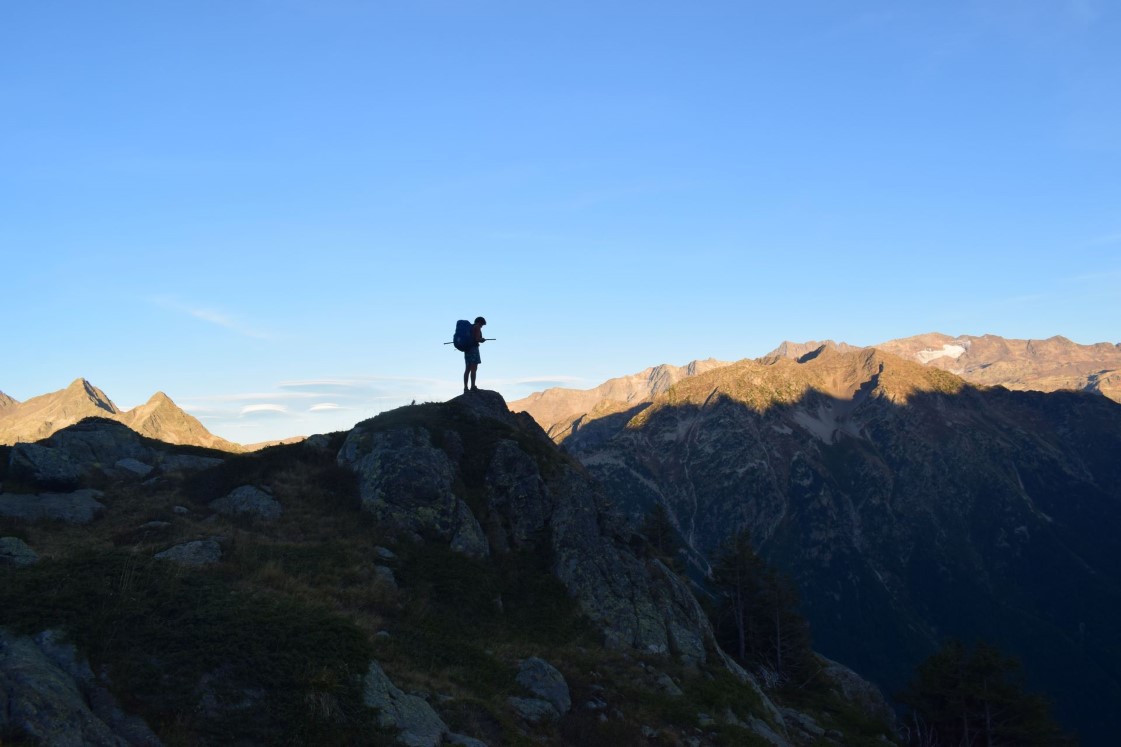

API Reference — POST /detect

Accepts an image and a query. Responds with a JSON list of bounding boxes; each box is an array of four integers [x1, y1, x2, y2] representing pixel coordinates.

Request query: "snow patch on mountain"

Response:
[[915, 343, 968, 364]]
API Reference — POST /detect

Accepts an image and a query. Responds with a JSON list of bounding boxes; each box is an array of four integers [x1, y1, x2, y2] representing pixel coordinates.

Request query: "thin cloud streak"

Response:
[[150, 297, 275, 339], [240, 404, 288, 416]]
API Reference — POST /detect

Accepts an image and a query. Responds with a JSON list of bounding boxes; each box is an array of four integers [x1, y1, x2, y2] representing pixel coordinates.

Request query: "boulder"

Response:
[[0, 489, 106, 524], [506, 696, 559, 723], [114, 458, 154, 478], [46, 419, 150, 467], [154, 539, 222, 566], [8, 443, 83, 486], [0, 628, 162, 746], [304, 433, 332, 450], [374, 565, 398, 589], [0, 536, 39, 567], [208, 485, 282, 521], [748, 715, 791, 747], [515, 657, 570, 716], [362, 661, 448, 747]]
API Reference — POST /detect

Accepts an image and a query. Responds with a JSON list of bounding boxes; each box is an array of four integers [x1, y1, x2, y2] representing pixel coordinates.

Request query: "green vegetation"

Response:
[[0, 551, 379, 745], [897, 640, 1075, 747], [704, 528, 900, 744], [709, 529, 814, 684]]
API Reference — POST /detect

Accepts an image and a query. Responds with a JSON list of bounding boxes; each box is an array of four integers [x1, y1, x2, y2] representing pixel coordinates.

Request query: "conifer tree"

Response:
[[898, 640, 1074, 746], [709, 529, 813, 685]]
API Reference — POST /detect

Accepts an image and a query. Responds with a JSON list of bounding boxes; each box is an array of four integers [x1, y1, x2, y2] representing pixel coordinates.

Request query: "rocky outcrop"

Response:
[[6, 419, 225, 488], [338, 391, 736, 667], [0, 628, 162, 746], [362, 661, 448, 747], [9, 442, 85, 485], [208, 485, 282, 521], [339, 425, 488, 557], [154, 538, 223, 566], [514, 657, 570, 717], [0, 536, 39, 566], [0, 489, 106, 524]]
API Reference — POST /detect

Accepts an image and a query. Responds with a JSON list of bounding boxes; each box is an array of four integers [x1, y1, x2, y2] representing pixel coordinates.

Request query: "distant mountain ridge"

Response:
[[509, 358, 729, 441], [513, 332, 1121, 440], [0, 379, 244, 452], [767, 332, 1121, 403]]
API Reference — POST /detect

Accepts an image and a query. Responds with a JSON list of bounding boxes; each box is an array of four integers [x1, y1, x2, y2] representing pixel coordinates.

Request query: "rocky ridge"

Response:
[[509, 358, 728, 443], [771, 332, 1121, 403]]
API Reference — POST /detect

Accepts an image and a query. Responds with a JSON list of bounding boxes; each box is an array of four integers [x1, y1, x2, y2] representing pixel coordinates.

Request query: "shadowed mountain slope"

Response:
[[546, 347, 1121, 745]]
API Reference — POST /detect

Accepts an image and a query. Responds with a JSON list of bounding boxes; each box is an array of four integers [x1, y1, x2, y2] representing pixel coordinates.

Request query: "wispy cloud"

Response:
[[177, 375, 474, 444], [240, 404, 289, 416], [511, 376, 585, 388], [150, 296, 275, 339]]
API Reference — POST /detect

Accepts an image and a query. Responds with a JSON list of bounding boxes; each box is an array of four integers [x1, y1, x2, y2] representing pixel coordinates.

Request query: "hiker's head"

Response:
[[474, 316, 486, 326]]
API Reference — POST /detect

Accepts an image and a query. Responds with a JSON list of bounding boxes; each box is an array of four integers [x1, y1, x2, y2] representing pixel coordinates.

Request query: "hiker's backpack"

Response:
[[452, 319, 474, 351]]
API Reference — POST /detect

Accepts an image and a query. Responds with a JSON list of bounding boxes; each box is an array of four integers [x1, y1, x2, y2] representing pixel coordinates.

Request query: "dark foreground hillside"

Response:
[[0, 395, 896, 746]]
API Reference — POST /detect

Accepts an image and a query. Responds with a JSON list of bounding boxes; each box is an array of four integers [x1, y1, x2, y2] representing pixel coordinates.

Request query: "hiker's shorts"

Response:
[[465, 347, 481, 366]]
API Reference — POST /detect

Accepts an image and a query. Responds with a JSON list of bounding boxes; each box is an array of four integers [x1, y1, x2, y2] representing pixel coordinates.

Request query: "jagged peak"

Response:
[[62, 378, 118, 414], [145, 391, 176, 406]]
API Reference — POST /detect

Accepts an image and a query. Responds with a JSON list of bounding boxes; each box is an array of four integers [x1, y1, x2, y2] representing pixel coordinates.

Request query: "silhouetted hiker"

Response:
[[463, 316, 487, 393]]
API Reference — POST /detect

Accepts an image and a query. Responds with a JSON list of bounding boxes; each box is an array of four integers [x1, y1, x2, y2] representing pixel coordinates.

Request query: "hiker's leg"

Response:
[[463, 364, 470, 392], [469, 364, 478, 389]]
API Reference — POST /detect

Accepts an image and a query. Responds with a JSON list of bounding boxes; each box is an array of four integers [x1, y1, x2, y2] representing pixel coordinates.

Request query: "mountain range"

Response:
[[511, 332, 1121, 745], [0, 378, 244, 452], [512, 333, 1121, 440]]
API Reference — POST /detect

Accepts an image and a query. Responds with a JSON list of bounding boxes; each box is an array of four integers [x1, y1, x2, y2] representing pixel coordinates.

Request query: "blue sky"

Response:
[[3, 1, 1118, 443]]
